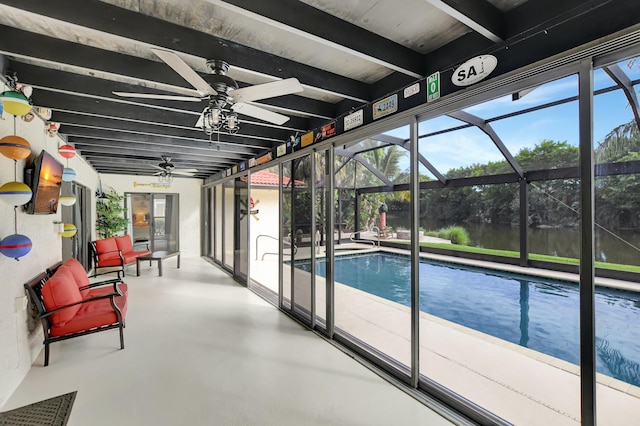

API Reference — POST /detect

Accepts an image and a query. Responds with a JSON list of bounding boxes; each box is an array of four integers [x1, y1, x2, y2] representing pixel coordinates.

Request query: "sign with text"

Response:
[[427, 72, 440, 102], [301, 131, 314, 148], [315, 121, 336, 143], [344, 109, 363, 131], [257, 152, 272, 165], [403, 82, 420, 98], [373, 94, 398, 120], [452, 55, 497, 87]]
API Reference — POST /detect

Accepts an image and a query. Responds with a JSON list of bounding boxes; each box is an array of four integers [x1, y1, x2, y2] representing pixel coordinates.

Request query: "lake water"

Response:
[[465, 223, 640, 266]]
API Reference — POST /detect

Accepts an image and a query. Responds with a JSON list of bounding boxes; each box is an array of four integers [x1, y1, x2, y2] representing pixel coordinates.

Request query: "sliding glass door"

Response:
[[126, 192, 179, 252]]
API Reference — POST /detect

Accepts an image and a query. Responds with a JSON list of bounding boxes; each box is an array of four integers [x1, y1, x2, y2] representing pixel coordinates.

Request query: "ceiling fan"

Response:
[[112, 48, 304, 133], [152, 156, 198, 178]]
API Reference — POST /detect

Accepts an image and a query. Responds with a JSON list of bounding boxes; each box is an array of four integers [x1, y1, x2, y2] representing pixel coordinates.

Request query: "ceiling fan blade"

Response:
[[231, 78, 303, 103], [151, 165, 165, 170], [174, 168, 198, 173], [194, 111, 204, 128], [153, 171, 164, 176], [151, 48, 216, 96], [112, 92, 203, 102], [232, 102, 290, 125], [173, 171, 196, 176]]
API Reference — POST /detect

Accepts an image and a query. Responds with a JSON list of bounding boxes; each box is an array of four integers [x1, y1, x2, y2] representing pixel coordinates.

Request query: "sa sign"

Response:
[[451, 55, 497, 87]]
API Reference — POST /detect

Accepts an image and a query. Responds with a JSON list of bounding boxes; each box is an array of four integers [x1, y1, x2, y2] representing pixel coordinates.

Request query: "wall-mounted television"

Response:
[[24, 150, 63, 215]]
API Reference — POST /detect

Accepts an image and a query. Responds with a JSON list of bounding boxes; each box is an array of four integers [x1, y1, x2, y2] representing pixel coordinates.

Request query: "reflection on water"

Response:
[[424, 221, 640, 266]]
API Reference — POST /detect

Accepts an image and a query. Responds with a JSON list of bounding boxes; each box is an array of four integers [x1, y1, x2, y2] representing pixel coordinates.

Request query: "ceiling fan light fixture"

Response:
[[202, 104, 239, 135], [158, 172, 173, 184], [225, 112, 239, 134]]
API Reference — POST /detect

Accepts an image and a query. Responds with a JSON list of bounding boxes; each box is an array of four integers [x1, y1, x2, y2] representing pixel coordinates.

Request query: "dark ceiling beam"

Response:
[[82, 155, 222, 171], [424, 0, 505, 42], [0, 0, 371, 102], [9, 61, 312, 132], [60, 123, 276, 151], [82, 157, 213, 177], [217, 0, 425, 78], [83, 156, 211, 169], [505, 0, 610, 38], [72, 144, 231, 167], [7, 54, 312, 132], [52, 111, 285, 145], [423, 0, 639, 86], [67, 136, 247, 162], [65, 129, 262, 157], [0, 25, 189, 88]]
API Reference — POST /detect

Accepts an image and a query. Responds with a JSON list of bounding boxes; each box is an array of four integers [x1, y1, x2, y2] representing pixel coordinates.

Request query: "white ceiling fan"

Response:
[[152, 156, 198, 177], [113, 48, 304, 130]]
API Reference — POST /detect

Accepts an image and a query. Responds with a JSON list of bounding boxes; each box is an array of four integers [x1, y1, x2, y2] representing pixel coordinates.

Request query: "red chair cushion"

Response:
[[96, 257, 124, 267], [115, 235, 134, 253], [59, 258, 90, 297], [49, 293, 127, 337], [41, 268, 82, 326], [95, 238, 120, 265]]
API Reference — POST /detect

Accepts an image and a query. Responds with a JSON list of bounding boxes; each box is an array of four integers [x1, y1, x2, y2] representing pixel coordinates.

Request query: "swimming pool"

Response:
[[294, 252, 640, 387]]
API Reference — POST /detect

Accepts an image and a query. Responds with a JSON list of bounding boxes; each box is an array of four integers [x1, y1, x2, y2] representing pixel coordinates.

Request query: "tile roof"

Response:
[[242, 170, 306, 187]]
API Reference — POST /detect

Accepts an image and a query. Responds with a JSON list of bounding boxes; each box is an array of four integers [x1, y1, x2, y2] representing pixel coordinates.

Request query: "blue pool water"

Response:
[[294, 252, 640, 387]]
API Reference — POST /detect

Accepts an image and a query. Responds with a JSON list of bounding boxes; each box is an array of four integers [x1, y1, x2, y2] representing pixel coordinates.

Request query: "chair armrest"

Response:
[[40, 291, 123, 318], [79, 278, 124, 290], [96, 249, 123, 256], [133, 241, 150, 251]]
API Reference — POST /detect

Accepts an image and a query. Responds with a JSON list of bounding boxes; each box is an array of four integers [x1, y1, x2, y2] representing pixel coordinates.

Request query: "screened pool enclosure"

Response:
[[202, 46, 640, 426]]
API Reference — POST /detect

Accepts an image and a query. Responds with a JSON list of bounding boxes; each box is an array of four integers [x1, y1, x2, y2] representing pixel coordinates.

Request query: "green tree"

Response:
[[96, 188, 129, 238]]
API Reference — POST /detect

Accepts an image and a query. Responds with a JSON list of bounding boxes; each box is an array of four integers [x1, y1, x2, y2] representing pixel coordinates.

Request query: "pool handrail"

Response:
[[350, 231, 377, 247], [256, 234, 297, 260]]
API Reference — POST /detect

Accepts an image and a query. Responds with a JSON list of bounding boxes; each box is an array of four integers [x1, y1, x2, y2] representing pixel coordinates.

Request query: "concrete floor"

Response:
[[2, 256, 457, 426], [250, 245, 640, 426]]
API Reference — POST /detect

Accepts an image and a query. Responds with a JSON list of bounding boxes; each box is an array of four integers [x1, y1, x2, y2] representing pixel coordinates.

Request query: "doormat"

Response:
[[0, 391, 76, 426]]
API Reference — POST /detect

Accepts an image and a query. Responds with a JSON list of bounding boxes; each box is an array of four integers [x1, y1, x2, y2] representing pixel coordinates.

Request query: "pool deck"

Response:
[[249, 245, 640, 425]]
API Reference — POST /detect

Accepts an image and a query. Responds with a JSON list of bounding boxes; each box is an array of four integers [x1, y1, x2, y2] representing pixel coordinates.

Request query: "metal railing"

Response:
[[255, 234, 297, 260], [350, 229, 378, 247]]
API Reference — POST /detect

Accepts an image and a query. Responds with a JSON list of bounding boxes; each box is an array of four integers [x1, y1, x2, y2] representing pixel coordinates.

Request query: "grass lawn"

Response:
[[411, 241, 640, 274]]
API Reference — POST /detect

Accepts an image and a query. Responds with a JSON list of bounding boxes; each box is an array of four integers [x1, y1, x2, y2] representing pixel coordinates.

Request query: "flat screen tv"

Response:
[[24, 150, 63, 214]]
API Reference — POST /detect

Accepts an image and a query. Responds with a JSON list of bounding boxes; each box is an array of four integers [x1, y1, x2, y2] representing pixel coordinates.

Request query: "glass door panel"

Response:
[[248, 166, 280, 296], [223, 180, 234, 270], [290, 155, 313, 321], [282, 161, 293, 310], [129, 193, 152, 245], [332, 126, 412, 372], [314, 150, 328, 328], [215, 184, 223, 263], [153, 194, 179, 252], [594, 53, 640, 425], [418, 76, 580, 425], [234, 177, 249, 282]]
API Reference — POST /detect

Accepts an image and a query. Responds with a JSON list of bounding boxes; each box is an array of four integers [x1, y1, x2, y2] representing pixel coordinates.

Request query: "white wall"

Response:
[[0, 112, 98, 407], [249, 187, 280, 261], [99, 174, 202, 257]]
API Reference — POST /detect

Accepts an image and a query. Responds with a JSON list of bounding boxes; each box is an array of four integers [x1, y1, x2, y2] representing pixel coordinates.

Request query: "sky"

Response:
[[383, 58, 639, 178]]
